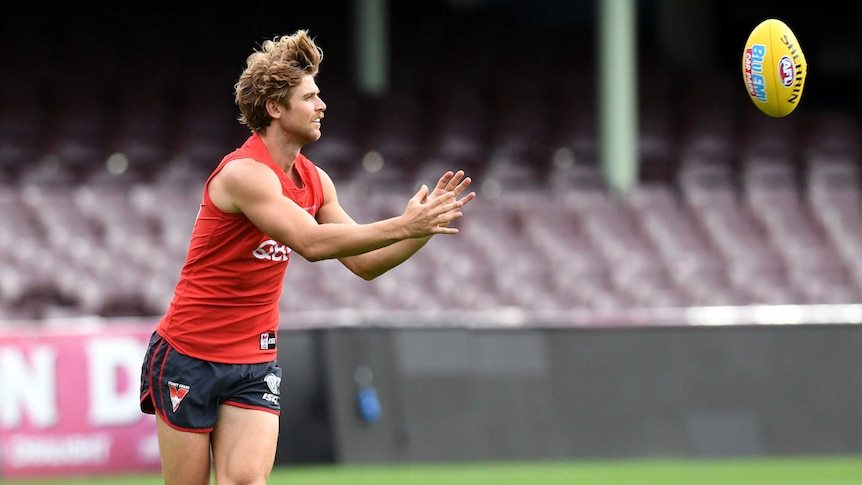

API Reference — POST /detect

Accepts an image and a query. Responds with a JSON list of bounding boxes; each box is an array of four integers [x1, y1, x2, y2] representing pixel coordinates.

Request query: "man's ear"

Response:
[[266, 99, 282, 118]]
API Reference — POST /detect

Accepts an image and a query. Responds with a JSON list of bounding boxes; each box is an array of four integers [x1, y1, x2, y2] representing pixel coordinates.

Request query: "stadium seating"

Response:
[[1, 6, 861, 320]]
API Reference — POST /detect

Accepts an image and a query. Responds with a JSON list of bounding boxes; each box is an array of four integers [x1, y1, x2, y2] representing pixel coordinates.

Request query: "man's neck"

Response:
[[259, 130, 301, 173]]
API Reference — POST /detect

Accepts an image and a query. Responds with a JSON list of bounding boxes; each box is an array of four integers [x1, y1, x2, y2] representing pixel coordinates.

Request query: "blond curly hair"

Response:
[[234, 29, 324, 133]]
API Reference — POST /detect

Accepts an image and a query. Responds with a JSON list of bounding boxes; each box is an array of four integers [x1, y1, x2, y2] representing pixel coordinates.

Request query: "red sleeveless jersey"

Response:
[[156, 133, 324, 364]]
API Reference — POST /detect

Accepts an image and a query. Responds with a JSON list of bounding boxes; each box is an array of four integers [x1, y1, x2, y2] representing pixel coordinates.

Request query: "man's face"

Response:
[[280, 75, 326, 146]]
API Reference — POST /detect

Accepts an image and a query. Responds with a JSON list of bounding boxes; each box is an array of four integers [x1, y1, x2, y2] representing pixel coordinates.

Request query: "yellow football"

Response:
[[742, 18, 807, 117]]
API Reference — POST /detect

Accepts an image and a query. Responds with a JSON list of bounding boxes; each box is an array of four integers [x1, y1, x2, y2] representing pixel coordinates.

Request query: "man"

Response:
[[139, 30, 475, 485]]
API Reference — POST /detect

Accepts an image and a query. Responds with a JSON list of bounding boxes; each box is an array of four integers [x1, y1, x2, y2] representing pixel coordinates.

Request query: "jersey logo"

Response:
[[168, 381, 190, 412], [259, 332, 277, 350], [252, 239, 291, 262]]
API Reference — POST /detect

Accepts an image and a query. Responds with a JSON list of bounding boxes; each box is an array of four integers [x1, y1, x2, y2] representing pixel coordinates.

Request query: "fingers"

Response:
[[434, 201, 464, 226], [412, 184, 430, 202], [446, 170, 465, 190], [426, 185, 473, 220], [459, 190, 477, 205], [436, 170, 467, 190], [431, 211, 462, 234], [442, 171, 473, 198], [433, 226, 460, 235], [413, 171, 475, 236], [426, 189, 457, 207], [435, 171, 455, 191], [453, 180, 473, 199]]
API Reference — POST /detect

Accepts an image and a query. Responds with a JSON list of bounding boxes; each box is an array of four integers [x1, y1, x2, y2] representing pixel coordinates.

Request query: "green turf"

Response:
[[6, 457, 862, 485]]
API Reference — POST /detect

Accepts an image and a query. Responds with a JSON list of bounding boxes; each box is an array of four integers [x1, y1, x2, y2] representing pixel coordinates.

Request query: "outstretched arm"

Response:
[[321, 170, 476, 280], [207, 158, 466, 262]]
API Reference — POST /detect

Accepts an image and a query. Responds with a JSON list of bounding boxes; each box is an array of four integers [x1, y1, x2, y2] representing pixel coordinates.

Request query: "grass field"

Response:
[[7, 456, 862, 485]]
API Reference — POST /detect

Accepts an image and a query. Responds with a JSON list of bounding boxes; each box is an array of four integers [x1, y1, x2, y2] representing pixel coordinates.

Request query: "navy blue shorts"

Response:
[[139, 331, 282, 432]]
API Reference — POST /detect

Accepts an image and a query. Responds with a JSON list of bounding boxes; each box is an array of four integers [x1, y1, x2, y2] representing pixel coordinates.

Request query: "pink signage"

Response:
[[0, 320, 162, 480]]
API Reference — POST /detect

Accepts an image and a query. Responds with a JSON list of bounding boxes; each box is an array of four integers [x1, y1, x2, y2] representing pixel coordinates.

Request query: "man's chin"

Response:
[[302, 132, 322, 146]]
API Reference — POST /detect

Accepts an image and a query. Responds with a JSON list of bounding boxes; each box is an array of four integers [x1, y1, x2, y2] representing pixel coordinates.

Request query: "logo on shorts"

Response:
[[262, 373, 281, 405], [264, 373, 281, 394], [168, 381, 190, 412], [259, 332, 277, 350]]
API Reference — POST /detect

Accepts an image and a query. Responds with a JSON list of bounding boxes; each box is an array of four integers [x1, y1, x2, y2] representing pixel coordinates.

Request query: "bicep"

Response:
[[218, 160, 319, 244]]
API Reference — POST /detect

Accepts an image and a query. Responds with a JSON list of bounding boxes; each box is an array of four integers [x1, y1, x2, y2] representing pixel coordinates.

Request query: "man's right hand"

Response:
[[401, 184, 465, 237]]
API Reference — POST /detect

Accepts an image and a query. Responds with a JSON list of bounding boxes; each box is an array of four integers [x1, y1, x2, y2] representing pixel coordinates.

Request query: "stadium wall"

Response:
[[4, 320, 859, 479], [292, 324, 862, 464]]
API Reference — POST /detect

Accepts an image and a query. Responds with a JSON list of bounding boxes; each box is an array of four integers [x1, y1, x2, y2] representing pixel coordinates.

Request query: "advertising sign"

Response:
[[0, 321, 161, 479]]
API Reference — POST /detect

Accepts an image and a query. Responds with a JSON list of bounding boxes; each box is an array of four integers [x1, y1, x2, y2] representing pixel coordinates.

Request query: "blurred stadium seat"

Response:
[[1, 4, 861, 320]]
